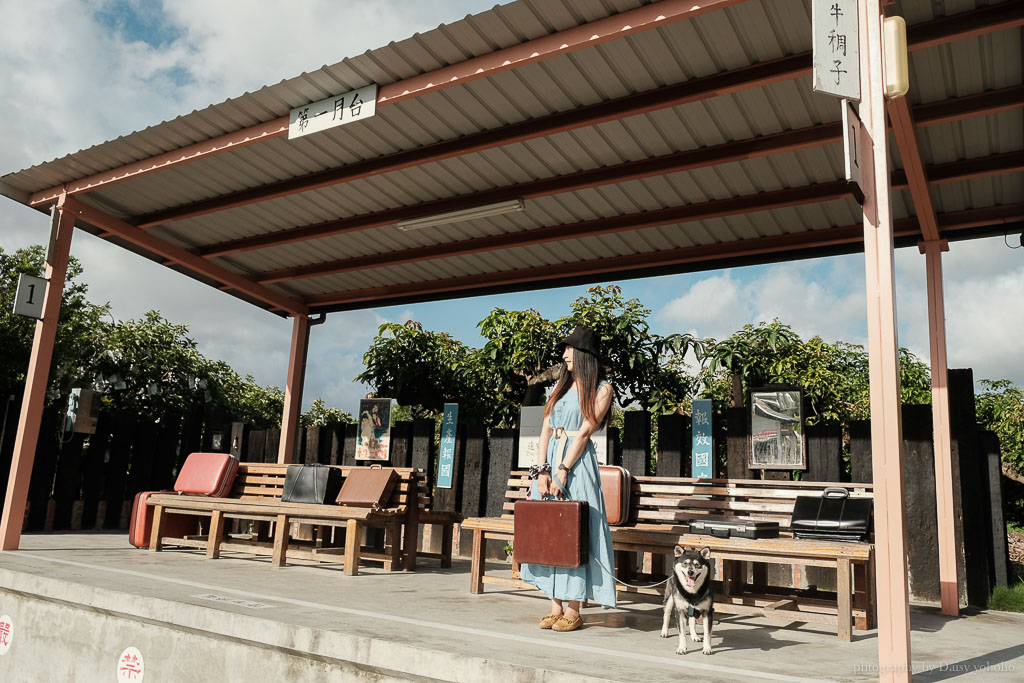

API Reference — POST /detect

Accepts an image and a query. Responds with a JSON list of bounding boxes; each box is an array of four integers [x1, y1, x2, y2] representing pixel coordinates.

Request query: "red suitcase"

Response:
[[599, 465, 631, 526], [174, 452, 239, 497], [129, 491, 200, 548]]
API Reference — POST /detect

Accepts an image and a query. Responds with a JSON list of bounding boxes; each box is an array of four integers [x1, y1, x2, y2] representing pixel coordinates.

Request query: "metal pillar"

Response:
[[859, 2, 912, 680], [278, 315, 310, 464], [0, 199, 75, 550], [920, 239, 961, 616]]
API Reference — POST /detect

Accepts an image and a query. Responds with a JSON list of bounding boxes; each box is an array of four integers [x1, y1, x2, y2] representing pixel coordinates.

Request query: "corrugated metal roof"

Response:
[[2, 0, 1020, 313]]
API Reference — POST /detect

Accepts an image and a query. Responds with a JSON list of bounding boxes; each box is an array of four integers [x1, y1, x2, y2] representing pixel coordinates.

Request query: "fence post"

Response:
[[486, 428, 517, 560], [656, 414, 688, 478], [979, 430, 1010, 589], [900, 404, 940, 603], [230, 422, 249, 459], [726, 406, 748, 479], [388, 421, 413, 468], [51, 432, 86, 530], [805, 423, 843, 482], [101, 414, 135, 529], [457, 424, 487, 557], [949, 368, 988, 607], [80, 413, 113, 531], [849, 420, 873, 483], [341, 423, 357, 466], [622, 411, 652, 477], [606, 426, 622, 466]]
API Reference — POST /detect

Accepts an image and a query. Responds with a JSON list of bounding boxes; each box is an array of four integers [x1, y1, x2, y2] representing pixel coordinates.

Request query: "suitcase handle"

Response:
[[823, 487, 849, 499], [710, 527, 730, 538]]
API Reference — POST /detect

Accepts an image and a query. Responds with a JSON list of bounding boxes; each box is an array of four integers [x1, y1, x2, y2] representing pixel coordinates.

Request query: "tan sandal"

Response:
[[538, 613, 560, 629], [551, 615, 582, 632]]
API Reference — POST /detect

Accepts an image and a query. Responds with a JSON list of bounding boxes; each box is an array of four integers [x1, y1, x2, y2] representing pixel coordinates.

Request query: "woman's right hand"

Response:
[[537, 472, 552, 497]]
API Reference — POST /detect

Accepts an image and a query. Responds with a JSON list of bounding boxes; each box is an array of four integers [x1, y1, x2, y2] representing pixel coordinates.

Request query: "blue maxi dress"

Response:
[[520, 382, 617, 607]]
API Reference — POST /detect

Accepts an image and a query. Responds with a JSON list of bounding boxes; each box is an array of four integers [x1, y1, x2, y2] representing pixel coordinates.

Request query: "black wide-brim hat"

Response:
[[560, 325, 601, 360]]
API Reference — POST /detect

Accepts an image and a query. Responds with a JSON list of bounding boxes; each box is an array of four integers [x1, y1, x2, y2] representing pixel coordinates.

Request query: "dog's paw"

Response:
[[692, 633, 702, 642], [659, 629, 669, 638], [675, 646, 687, 655], [702, 645, 712, 655]]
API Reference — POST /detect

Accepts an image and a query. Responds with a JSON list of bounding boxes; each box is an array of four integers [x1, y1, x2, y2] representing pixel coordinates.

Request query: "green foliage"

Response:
[[0, 246, 111, 403], [988, 579, 1024, 613], [976, 379, 1024, 477], [300, 398, 353, 427]]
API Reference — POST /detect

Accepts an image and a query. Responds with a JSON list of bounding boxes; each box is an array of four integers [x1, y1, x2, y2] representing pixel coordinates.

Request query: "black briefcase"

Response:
[[688, 516, 780, 539], [281, 464, 342, 505], [790, 487, 872, 542]]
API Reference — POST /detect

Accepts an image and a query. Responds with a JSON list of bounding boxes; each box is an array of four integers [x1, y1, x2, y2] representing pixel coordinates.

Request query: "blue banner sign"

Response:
[[691, 399, 714, 480], [437, 403, 458, 489]]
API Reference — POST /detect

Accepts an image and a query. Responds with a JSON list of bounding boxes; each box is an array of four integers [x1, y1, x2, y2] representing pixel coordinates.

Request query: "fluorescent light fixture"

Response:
[[396, 199, 524, 231]]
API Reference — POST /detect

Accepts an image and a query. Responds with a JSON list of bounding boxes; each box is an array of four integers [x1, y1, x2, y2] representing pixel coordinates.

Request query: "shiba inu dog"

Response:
[[660, 545, 714, 655]]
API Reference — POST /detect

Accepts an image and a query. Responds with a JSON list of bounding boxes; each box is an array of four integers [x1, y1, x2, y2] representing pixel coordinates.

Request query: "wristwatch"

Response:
[[558, 463, 571, 474]]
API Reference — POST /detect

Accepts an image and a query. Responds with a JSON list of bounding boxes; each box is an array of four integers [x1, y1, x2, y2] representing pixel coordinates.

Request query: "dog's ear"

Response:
[[674, 545, 684, 557], [700, 546, 711, 560]]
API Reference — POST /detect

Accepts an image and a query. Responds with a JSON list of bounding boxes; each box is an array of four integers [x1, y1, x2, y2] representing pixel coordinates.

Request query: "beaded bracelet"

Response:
[[528, 463, 551, 479]]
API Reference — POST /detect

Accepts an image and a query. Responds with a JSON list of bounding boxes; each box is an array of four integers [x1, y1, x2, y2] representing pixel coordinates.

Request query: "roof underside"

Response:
[[2, 0, 1022, 316]]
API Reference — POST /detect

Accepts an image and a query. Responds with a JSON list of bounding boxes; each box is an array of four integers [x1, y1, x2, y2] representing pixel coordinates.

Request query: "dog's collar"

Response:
[[687, 604, 695, 619]]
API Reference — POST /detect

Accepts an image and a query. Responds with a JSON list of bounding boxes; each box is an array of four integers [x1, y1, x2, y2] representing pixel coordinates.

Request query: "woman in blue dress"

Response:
[[521, 325, 616, 632]]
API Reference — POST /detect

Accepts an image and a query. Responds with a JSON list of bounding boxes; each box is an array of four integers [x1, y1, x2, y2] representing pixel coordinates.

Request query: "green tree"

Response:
[[0, 245, 111, 404], [300, 398, 354, 427], [976, 379, 1024, 482]]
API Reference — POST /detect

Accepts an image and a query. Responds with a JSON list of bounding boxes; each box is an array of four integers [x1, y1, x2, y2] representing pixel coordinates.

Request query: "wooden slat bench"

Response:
[[147, 463, 459, 575], [462, 472, 875, 640]]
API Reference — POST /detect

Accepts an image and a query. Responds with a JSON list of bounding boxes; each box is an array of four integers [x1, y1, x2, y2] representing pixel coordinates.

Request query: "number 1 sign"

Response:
[[13, 274, 47, 319]]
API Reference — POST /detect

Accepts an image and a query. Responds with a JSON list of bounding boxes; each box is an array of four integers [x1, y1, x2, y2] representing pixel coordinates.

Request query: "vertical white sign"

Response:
[[812, 0, 860, 101], [13, 274, 46, 319]]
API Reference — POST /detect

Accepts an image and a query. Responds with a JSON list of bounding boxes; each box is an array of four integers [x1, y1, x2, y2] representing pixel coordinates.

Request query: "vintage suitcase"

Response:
[[174, 452, 239, 497], [513, 499, 590, 568], [790, 487, 873, 542], [281, 464, 342, 504], [599, 465, 631, 526], [128, 491, 199, 548], [687, 516, 780, 539], [336, 467, 398, 508]]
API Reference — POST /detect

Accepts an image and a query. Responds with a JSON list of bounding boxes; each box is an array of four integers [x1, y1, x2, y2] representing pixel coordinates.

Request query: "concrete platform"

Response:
[[0, 533, 1021, 682]]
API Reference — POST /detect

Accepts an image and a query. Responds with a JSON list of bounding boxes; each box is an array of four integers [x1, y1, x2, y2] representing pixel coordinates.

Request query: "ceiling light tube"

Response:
[[396, 199, 525, 231]]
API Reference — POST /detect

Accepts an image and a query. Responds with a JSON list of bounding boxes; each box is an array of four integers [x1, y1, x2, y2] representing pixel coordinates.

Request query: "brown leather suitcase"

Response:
[[599, 465, 631, 525], [128, 491, 199, 548], [336, 467, 398, 508], [513, 499, 589, 568]]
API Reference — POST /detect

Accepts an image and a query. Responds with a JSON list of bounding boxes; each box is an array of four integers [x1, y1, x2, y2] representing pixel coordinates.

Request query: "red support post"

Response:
[[278, 315, 310, 464], [0, 198, 75, 550]]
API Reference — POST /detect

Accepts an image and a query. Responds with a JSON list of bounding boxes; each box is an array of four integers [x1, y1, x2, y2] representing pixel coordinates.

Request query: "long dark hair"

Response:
[[543, 346, 609, 428]]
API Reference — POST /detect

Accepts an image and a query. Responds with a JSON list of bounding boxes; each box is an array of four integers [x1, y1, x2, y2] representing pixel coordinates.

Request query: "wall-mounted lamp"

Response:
[[396, 199, 525, 231], [883, 16, 910, 99]]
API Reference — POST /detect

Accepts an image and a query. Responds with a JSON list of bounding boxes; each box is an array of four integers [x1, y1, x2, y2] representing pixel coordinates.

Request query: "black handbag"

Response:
[[790, 487, 872, 542], [281, 464, 342, 504]]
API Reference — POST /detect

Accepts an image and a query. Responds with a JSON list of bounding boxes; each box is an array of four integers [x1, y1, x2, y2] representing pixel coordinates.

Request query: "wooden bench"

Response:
[[147, 463, 459, 575], [462, 472, 875, 640]]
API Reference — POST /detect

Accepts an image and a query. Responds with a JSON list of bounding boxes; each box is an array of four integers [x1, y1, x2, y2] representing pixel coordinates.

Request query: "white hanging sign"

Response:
[[288, 84, 378, 140], [812, 0, 860, 101], [13, 274, 47, 319]]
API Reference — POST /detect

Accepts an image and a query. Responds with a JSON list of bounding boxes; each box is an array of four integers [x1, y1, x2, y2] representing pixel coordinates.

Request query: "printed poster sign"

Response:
[[355, 398, 392, 461], [437, 403, 458, 488], [691, 399, 714, 479], [517, 406, 608, 467]]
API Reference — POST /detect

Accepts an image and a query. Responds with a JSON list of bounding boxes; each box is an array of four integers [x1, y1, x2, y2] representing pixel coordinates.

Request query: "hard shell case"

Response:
[[687, 516, 780, 539], [598, 465, 631, 526], [513, 499, 589, 568], [790, 487, 872, 542], [129, 490, 199, 548], [173, 452, 239, 497]]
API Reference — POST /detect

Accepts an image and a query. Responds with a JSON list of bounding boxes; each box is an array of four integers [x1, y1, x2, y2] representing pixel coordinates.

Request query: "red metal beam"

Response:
[[256, 151, 1024, 283], [28, 0, 744, 208], [133, 4, 1019, 230], [301, 203, 1024, 308], [61, 197, 307, 316], [889, 98, 939, 241], [199, 87, 1021, 258], [906, 0, 1023, 51]]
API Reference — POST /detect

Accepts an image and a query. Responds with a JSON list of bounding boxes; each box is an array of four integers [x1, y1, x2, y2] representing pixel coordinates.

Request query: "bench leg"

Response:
[[837, 558, 852, 641], [344, 519, 362, 576], [206, 510, 225, 559], [272, 514, 289, 568], [149, 505, 165, 551], [440, 522, 453, 568], [470, 529, 485, 594], [384, 523, 402, 572]]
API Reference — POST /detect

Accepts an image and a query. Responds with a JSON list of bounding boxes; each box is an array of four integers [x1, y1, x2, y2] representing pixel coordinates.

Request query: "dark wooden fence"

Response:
[[0, 369, 1009, 605]]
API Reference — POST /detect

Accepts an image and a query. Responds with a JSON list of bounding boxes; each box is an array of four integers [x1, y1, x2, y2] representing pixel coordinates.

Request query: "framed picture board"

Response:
[[749, 387, 805, 470], [355, 398, 392, 461], [517, 406, 608, 467]]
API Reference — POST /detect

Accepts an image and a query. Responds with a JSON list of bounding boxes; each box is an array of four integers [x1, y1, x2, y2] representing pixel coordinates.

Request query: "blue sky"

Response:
[[1, 0, 1021, 415]]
